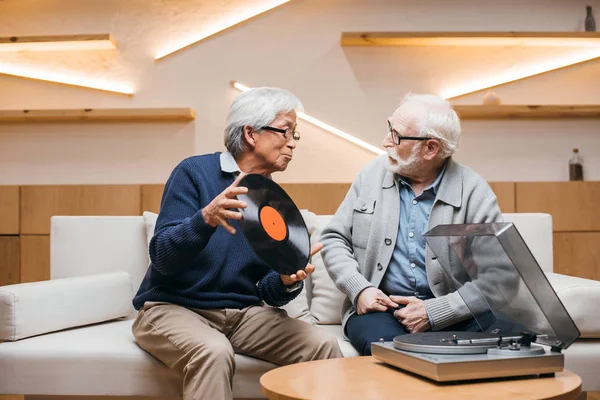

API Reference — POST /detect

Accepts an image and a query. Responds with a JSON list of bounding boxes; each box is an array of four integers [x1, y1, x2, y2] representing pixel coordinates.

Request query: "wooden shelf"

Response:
[[0, 108, 195, 122], [341, 32, 600, 46], [0, 34, 116, 51], [453, 105, 600, 119]]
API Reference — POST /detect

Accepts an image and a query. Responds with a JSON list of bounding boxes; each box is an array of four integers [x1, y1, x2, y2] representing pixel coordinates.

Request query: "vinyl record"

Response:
[[236, 174, 310, 275], [393, 332, 500, 355]]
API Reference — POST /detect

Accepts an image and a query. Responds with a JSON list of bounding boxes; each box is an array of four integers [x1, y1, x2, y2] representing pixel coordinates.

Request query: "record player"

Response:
[[371, 222, 580, 382]]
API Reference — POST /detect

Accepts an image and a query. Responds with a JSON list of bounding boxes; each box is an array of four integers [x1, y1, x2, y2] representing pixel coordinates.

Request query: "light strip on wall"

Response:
[[232, 81, 385, 155], [0, 63, 134, 95], [155, 0, 291, 60], [441, 48, 600, 99]]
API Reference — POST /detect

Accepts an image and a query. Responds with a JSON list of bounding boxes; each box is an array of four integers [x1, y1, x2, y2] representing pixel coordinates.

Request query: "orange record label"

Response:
[[259, 206, 287, 241]]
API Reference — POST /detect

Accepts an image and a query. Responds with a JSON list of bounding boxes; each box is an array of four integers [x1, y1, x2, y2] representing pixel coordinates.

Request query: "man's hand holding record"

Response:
[[202, 172, 248, 234], [280, 242, 323, 286]]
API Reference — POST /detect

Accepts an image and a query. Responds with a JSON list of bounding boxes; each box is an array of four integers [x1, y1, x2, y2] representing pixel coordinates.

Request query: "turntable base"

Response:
[[371, 341, 564, 382]]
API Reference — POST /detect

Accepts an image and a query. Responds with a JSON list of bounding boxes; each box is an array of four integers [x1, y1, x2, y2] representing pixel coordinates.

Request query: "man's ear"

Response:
[[242, 126, 256, 149], [423, 139, 441, 161]]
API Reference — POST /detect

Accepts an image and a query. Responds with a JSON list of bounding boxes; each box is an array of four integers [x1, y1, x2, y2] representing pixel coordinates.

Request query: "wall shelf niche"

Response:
[[341, 32, 600, 47], [0, 108, 196, 122], [0, 34, 116, 51], [453, 105, 600, 119]]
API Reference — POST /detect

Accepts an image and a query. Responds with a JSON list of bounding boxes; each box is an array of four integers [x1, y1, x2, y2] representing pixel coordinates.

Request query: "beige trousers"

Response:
[[132, 302, 343, 400]]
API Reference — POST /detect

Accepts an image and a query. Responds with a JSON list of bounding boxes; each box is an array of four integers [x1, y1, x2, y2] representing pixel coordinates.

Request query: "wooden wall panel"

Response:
[[553, 232, 600, 280], [516, 182, 600, 232], [20, 235, 50, 283], [488, 182, 515, 213], [141, 184, 165, 214], [0, 236, 20, 286], [279, 183, 351, 215], [0, 186, 20, 234], [20, 185, 141, 234], [1, 396, 24, 400], [139, 182, 516, 216]]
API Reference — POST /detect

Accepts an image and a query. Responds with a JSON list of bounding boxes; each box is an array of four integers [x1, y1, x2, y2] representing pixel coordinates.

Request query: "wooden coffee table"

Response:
[[260, 356, 581, 400]]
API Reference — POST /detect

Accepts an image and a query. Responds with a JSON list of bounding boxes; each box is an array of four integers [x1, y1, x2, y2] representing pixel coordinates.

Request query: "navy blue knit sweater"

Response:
[[132, 152, 302, 311]]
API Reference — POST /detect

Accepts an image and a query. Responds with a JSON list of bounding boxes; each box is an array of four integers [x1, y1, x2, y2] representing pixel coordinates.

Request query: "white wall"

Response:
[[1, 0, 599, 184]]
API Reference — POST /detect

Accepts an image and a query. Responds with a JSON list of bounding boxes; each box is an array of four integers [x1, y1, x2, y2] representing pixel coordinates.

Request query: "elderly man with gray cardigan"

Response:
[[321, 93, 503, 356]]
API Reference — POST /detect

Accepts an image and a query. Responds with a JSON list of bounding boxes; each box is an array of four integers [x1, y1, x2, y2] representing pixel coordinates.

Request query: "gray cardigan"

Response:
[[320, 155, 503, 331]]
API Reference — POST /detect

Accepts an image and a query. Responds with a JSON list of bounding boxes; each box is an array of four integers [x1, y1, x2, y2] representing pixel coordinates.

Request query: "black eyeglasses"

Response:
[[387, 120, 434, 145], [262, 126, 300, 141]]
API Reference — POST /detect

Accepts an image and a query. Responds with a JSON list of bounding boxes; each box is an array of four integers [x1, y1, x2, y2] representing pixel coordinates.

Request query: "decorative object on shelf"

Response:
[[569, 148, 584, 181], [482, 91, 501, 105], [585, 6, 596, 32]]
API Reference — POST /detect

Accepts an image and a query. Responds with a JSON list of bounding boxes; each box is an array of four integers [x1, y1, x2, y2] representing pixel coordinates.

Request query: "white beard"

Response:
[[384, 146, 424, 176]]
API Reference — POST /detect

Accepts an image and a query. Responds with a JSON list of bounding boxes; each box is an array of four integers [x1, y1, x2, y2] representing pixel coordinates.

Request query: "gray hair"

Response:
[[224, 87, 304, 158], [394, 93, 461, 158]]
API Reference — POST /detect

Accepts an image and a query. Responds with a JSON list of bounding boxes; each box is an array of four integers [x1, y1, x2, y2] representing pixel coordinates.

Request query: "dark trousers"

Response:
[[346, 309, 492, 356]]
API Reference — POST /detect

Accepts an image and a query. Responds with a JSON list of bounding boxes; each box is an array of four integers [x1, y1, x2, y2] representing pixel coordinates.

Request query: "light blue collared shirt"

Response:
[[379, 162, 447, 301], [220, 152, 241, 173]]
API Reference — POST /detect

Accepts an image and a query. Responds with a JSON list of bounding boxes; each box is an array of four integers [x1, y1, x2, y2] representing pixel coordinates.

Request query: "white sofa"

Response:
[[1, 212, 600, 399]]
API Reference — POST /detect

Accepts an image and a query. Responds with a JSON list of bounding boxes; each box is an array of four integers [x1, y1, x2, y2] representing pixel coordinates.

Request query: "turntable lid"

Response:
[[424, 223, 580, 350]]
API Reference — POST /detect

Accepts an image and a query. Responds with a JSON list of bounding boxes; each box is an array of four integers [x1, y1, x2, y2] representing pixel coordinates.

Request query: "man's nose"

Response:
[[382, 133, 394, 148]]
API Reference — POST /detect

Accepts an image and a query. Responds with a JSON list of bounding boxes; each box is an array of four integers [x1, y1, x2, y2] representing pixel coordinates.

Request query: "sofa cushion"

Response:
[[142, 210, 159, 249], [546, 272, 600, 338], [502, 213, 553, 273], [309, 215, 347, 324], [50, 216, 149, 293], [0, 319, 279, 398], [315, 324, 360, 357], [0, 272, 134, 341]]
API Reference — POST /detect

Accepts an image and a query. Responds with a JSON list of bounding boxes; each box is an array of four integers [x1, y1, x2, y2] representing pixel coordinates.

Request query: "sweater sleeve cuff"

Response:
[[343, 273, 375, 307], [259, 272, 304, 307], [190, 209, 217, 237], [424, 296, 455, 331]]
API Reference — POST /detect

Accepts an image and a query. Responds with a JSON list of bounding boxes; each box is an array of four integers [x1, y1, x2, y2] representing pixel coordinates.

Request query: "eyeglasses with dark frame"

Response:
[[261, 126, 300, 141], [387, 120, 434, 145]]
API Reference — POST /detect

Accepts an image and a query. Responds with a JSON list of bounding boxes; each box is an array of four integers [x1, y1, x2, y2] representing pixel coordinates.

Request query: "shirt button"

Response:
[[410, 263, 416, 268], [408, 232, 414, 238], [414, 292, 419, 297], [412, 199, 417, 205], [385, 238, 392, 245], [360, 203, 367, 211], [377, 263, 383, 271]]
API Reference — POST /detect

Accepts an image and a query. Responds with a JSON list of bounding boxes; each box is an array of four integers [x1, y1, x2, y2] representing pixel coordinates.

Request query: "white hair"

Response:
[[224, 87, 304, 158], [393, 93, 461, 158]]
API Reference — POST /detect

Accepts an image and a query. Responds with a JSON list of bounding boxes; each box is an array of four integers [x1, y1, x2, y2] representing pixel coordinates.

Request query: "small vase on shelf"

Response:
[[569, 148, 584, 181], [585, 5, 596, 32]]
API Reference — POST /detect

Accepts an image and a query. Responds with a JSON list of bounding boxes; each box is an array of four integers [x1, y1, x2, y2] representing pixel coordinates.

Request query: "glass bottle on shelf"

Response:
[[585, 5, 596, 32], [569, 148, 584, 181]]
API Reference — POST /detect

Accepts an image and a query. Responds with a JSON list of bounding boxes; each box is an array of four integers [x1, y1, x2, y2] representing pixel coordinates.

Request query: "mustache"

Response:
[[386, 148, 400, 162]]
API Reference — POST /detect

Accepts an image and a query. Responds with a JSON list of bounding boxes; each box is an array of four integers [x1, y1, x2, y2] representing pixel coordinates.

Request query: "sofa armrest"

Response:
[[546, 272, 600, 339], [0, 272, 134, 341]]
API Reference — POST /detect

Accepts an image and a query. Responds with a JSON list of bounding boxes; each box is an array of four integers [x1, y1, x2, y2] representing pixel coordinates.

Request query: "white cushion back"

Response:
[[50, 216, 149, 292], [502, 213, 553, 273], [309, 215, 346, 324]]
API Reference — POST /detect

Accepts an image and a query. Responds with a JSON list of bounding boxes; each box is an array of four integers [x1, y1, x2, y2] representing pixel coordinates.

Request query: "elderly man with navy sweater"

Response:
[[131, 87, 342, 400]]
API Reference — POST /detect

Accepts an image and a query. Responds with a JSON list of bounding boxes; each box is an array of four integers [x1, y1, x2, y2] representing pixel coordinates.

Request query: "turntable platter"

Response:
[[393, 331, 500, 355]]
